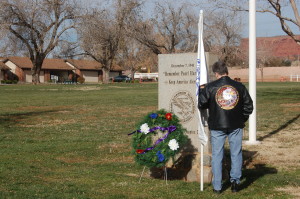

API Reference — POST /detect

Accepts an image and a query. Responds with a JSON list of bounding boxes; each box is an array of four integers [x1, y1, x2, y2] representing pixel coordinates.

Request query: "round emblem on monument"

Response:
[[215, 85, 239, 110], [169, 91, 195, 123]]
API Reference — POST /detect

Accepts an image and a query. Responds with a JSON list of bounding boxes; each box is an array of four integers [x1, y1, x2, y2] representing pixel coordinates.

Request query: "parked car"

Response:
[[113, 75, 132, 82]]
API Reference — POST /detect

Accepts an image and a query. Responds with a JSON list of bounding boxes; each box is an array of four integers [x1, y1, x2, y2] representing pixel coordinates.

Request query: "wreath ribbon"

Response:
[[128, 125, 177, 154]]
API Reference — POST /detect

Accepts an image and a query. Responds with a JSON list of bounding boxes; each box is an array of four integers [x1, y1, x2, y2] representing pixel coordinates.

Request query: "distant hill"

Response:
[[240, 35, 300, 60]]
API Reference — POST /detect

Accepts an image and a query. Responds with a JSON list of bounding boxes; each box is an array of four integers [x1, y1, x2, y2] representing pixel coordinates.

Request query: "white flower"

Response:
[[168, 139, 179, 151], [140, 123, 150, 134]]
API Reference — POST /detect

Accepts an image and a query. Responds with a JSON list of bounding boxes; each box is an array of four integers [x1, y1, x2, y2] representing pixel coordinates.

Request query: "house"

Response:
[[65, 59, 102, 82], [2, 57, 123, 83], [0, 59, 11, 81], [4, 57, 74, 83], [65, 59, 122, 82]]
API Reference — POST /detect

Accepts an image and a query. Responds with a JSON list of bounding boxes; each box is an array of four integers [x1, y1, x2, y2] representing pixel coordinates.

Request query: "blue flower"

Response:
[[150, 113, 158, 119], [156, 151, 165, 162]]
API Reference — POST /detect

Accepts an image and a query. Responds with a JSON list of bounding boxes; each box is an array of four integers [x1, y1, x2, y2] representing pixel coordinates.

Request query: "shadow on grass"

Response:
[[0, 110, 65, 126], [259, 113, 300, 141], [144, 137, 279, 189], [221, 149, 277, 192], [150, 138, 198, 181]]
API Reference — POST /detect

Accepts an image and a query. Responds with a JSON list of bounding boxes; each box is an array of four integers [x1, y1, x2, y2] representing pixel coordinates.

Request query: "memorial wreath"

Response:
[[129, 109, 188, 168]]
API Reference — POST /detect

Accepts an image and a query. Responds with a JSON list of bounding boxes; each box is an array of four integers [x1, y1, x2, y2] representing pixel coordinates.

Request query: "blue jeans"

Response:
[[210, 128, 243, 191]]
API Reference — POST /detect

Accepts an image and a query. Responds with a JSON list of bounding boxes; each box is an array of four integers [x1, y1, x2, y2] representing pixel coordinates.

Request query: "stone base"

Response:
[[150, 152, 212, 183], [185, 152, 212, 183]]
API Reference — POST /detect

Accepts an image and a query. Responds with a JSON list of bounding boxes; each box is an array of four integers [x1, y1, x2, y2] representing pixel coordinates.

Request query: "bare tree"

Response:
[[0, 27, 9, 56], [78, 0, 141, 83], [127, 1, 198, 55], [205, 11, 243, 66], [208, 0, 300, 45], [256, 39, 275, 82], [118, 35, 157, 79], [0, 0, 79, 83], [52, 41, 81, 59], [259, 0, 300, 45]]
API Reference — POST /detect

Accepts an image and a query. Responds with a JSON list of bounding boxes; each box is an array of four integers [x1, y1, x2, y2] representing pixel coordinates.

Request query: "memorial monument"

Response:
[[158, 52, 218, 182]]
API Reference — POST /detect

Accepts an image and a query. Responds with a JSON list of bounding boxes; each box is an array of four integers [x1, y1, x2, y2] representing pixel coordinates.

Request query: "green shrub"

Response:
[[1, 80, 18, 84]]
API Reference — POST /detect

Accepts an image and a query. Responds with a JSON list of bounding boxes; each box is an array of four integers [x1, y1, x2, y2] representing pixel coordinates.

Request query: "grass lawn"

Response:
[[0, 82, 299, 199]]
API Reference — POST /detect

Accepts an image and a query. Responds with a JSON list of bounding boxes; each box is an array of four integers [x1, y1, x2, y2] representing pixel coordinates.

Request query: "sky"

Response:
[[83, 0, 300, 39], [148, 0, 300, 38]]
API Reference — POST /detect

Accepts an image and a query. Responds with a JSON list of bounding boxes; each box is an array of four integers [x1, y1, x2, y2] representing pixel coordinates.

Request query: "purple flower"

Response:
[[156, 151, 165, 162], [150, 113, 158, 119]]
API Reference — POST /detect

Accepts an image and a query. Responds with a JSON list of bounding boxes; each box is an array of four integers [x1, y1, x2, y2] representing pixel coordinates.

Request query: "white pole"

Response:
[[246, 0, 260, 145], [197, 10, 208, 191], [199, 10, 204, 192], [200, 144, 204, 191]]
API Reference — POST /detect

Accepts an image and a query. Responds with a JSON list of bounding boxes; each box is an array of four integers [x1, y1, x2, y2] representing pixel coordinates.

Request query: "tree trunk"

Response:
[[259, 66, 264, 82], [32, 65, 42, 84], [102, 67, 110, 84], [131, 70, 135, 83], [261, 68, 264, 82]]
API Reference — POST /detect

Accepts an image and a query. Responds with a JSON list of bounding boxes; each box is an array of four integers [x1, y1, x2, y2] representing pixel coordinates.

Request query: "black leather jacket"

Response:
[[198, 76, 253, 130]]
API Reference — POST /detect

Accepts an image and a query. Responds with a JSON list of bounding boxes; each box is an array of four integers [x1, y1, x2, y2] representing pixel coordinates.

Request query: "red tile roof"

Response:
[[7, 57, 73, 70], [4, 57, 124, 71], [67, 59, 123, 71], [66, 59, 102, 70], [110, 64, 123, 72], [0, 62, 10, 70]]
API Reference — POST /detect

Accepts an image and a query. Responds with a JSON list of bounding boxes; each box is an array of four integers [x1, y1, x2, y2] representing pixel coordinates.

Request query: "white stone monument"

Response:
[[158, 53, 218, 182]]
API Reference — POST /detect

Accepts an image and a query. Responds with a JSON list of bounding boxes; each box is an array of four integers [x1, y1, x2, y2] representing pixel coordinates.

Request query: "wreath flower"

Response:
[[165, 113, 172, 120], [136, 149, 145, 154], [150, 113, 158, 119], [140, 123, 150, 134], [156, 151, 165, 162], [129, 109, 188, 168], [168, 139, 179, 151]]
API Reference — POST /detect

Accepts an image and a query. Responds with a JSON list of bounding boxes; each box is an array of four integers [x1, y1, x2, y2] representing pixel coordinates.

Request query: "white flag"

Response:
[[196, 10, 208, 146]]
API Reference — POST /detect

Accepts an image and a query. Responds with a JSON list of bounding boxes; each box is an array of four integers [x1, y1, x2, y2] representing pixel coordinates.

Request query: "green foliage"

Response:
[[131, 109, 188, 168], [0, 79, 18, 84]]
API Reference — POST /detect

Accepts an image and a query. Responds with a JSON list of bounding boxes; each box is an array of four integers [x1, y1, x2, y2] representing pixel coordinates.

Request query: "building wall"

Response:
[[44, 70, 50, 82], [109, 71, 120, 78], [82, 71, 99, 82], [5, 61, 17, 73], [24, 70, 32, 82], [24, 70, 44, 83], [228, 66, 300, 82], [5, 61, 25, 81], [40, 71, 45, 83], [0, 70, 3, 80]]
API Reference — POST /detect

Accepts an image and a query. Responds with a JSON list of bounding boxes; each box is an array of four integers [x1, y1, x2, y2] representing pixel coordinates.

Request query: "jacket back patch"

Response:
[[215, 85, 239, 110]]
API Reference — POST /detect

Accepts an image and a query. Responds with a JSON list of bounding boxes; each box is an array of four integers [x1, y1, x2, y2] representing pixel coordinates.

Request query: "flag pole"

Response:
[[246, 0, 260, 145], [196, 10, 208, 192]]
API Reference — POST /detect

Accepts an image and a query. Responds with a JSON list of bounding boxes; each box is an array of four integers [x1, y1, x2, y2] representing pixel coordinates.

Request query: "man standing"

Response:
[[198, 61, 253, 194]]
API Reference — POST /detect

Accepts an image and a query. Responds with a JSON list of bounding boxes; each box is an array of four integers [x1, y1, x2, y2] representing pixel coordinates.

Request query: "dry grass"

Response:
[[276, 186, 300, 198]]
